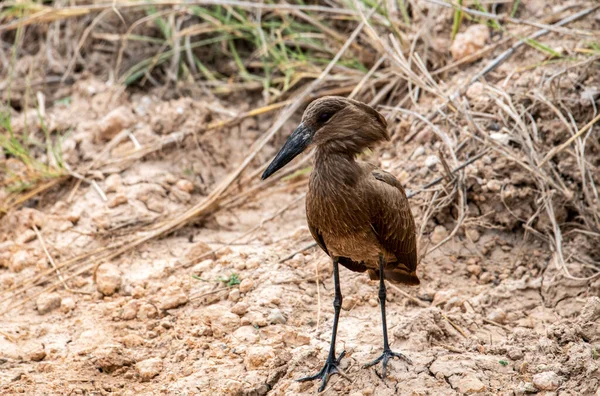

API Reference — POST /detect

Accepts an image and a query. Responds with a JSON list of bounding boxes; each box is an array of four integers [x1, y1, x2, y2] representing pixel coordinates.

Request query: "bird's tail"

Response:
[[368, 268, 420, 286]]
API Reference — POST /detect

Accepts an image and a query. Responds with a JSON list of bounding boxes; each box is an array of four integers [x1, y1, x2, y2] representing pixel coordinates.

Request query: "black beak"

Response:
[[261, 123, 312, 180]]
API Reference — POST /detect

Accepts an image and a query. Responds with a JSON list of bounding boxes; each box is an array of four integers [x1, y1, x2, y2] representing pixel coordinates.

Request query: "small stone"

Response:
[[431, 225, 449, 245], [487, 308, 507, 324], [136, 358, 163, 381], [516, 382, 537, 394], [65, 208, 82, 224], [96, 264, 122, 296], [96, 106, 136, 141], [424, 155, 439, 168], [121, 300, 140, 320], [465, 228, 480, 242], [245, 346, 275, 369], [454, 374, 486, 394], [137, 303, 158, 319], [170, 188, 191, 203], [301, 294, 313, 304], [211, 312, 241, 337], [231, 302, 248, 316], [36, 293, 62, 314], [26, 344, 46, 362], [466, 82, 485, 100], [105, 174, 123, 193], [131, 285, 145, 299], [533, 371, 561, 391], [191, 258, 214, 274], [342, 296, 358, 311], [267, 309, 287, 325], [175, 179, 194, 193], [467, 265, 482, 276], [159, 289, 188, 310], [10, 250, 34, 272], [485, 180, 502, 192], [242, 311, 267, 328], [479, 272, 494, 284], [368, 299, 378, 307], [60, 297, 76, 313], [107, 194, 128, 208], [121, 334, 145, 348], [239, 278, 254, 293], [450, 24, 489, 60], [283, 331, 311, 347], [232, 326, 259, 343], [16, 229, 36, 244], [228, 288, 240, 302]]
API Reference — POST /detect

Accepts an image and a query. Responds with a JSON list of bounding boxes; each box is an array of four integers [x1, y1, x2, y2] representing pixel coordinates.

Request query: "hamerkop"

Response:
[[261, 96, 418, 391]]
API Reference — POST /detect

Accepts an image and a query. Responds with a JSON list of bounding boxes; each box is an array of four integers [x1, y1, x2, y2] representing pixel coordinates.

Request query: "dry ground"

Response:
[[1, 1, 600, 395]]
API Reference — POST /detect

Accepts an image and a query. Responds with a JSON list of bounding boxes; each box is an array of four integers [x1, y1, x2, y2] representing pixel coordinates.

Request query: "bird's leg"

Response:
[[297, 256, 348, 392], [363, 254, 412, 377]]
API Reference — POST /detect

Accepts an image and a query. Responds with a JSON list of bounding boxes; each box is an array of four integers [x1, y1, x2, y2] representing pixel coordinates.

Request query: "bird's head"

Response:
[[261, 96, 388, 180]]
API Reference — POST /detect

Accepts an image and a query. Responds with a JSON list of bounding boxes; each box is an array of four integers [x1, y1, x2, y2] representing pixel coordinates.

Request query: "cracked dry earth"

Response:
[[1, 78, 600, 396]]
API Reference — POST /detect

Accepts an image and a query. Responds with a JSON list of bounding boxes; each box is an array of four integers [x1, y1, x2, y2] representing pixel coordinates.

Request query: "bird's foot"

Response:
[[297, 351, 349, 392], [363, 348, 411, 378]]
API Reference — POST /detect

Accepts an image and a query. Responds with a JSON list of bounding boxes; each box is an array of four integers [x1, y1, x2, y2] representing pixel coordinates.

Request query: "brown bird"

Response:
[[261, 96, 418, 391]]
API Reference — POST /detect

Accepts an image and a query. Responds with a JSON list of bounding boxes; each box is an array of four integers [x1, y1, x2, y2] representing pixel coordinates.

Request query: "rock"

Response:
[[26, 344, 46, 362], [96, 106, 135, 141], [121, 300, 140, 320], [137, 303, 158, 320], [191, 258, 214, 274], [36, 293, 62, 314], [159, 289, 188, 310], [96, 264, 122, 296], [93, 345, 134, 373], [60, 297, 76, 313], [431, 225, 449, 245], [465, 228, 480, 242], [452, 374, 486, 394], [16, 229, 36, 244], [107, 194, 128, 208], [228, 288, 240, 302], [516, 381, 537, 394], [424, 155, 439, 168], [175, 179, 194, 193], [105, 174, 123, 193], [479, 272, 494, 284], [231, 302, 249, 316], [170, 187, 191, 203], [368, 299, 378, 307], [211, 312, 241, 337], [239, 278, 255, 293], [121, 334, 145, 348], [10, 250, 35, 272], [245, 346, 275, 369], [532, 371, 561, 391], [342, 295, 358, 311], [466, 265, 482, 276], [487, 308, 507, 324], [283, 331, 311, 347], [450, 25, 489, 60], [466, 82, 485, 100], [242, 311, 267, 328], [232, 326, 259, 344], [136, 357, 163, 381], [267, 309, 287, 325]]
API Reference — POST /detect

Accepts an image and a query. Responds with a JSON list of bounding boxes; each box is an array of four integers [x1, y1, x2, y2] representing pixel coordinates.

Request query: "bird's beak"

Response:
[[261, 123, 312, 180]]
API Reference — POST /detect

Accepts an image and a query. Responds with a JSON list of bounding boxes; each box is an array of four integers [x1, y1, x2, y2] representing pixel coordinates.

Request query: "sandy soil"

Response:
[[1, 3, 600, 396]]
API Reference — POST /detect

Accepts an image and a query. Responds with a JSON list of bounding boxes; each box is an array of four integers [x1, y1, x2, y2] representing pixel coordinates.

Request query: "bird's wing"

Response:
[[308, 218, 368, 273], [369, 167, 418, 273]]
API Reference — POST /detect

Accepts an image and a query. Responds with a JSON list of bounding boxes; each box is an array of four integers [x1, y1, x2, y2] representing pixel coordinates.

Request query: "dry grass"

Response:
[[1, 0, 599, 313]]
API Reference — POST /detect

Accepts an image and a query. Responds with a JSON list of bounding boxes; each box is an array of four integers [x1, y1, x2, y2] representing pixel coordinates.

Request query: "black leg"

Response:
[[297, 256, 348, 391], [363, 254, 411, 377]]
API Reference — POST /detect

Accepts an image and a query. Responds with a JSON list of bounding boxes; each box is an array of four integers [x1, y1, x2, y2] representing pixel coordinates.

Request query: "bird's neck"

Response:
[[312, 148, 362, 190]]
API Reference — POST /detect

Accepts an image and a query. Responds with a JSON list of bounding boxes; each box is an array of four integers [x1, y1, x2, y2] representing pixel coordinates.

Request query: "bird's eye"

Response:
[[319, 112, 331, 122]]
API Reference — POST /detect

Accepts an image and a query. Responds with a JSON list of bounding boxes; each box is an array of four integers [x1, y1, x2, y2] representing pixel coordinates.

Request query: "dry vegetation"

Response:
[[1, 1, 600, 395]]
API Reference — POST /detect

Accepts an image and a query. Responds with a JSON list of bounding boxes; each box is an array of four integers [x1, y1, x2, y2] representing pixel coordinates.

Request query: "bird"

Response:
[[261, 96, 418, 392]]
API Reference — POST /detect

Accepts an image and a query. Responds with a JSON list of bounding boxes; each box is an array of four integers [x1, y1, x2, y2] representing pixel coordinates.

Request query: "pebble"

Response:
[[487, 308, 507, 324], [121, 334, 145, 348], [450, 24, 489, 60], [232, 326, 259, 343], [239, 278, 255, 293], [121, 300, 140, 320], [170, 188, 191, 203], [96, 106, 136, 141], [231, 302, 249, 316], [267, 309, 287, 325], [466, 265, 482, 276], [424, 155, 439, 168], [465, 228, 480, 242], [136, 357, 163, 381], [96, 264, 122, 296], [105, 174, 123, 193], [26, 344, 46, 362], [368, 299, 378, 307], [453, 374, 486, 394], [107, 194, 128, 208], [228, 288, 240, 302], [10, 250, 34, 272], [159, 289, 188, 310], [212, 312, 241, 337], [431, 225, 449, 245], [410, 146, 426, 160], [533, 371, 561, 391], [242, 311, 267, 328], [175, 179, 194, 193], [245, 346, 275, 369], [92, 345, 134, 373], [479, 272, 494, 284], [60, 297, 76, 313], [342, 296, 358, 311], [16, 229, 37, 244], [191, 258, 214, 274], [283, 331, 311, 347], [36, 293, 62, 314]]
